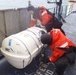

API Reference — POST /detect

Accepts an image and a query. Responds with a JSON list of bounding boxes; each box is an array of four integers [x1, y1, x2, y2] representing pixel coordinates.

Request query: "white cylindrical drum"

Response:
[[1, 27, 46, 69]]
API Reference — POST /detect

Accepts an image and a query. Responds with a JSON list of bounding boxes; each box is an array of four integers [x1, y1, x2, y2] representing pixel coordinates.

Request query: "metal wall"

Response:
[[0, 8, 31, 47]]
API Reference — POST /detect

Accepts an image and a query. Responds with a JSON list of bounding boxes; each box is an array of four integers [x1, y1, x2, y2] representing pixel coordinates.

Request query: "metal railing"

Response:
[[48, 4, 76, 18]]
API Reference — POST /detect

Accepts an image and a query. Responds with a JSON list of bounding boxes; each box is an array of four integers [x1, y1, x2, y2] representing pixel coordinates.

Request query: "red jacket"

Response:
[[48, 29, 76, 62], [29, 6, 53, 27]]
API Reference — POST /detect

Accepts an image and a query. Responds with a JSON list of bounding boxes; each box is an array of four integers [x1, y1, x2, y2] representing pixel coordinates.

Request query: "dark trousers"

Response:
[[54, 52, 76, 75], [54, 56, 69, 75]]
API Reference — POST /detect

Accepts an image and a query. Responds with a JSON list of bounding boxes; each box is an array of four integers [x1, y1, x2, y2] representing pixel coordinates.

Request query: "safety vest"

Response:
[[49, 29, 76, 62]]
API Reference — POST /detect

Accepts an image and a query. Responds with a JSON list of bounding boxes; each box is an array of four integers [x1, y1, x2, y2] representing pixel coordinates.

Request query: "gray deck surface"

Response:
[[62, 12, 76, 75]]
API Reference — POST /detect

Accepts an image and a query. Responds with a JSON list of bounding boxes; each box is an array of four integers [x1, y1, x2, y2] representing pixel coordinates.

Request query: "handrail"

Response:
[[48, 5, 75, 18]]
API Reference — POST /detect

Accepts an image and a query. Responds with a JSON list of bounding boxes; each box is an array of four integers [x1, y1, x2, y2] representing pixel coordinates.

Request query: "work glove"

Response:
[[43, 56, 50, 63]]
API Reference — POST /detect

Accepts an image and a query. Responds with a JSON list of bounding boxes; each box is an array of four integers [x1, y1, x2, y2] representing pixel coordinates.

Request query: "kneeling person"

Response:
[[41, 29, 76, 75]]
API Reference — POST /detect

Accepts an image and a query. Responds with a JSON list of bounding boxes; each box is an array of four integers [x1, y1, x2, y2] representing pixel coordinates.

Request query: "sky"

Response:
[[0, 0, 69, 10]]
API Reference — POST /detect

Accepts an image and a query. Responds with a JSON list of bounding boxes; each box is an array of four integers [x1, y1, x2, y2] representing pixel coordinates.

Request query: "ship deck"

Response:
[[0, 12, 76, 75]]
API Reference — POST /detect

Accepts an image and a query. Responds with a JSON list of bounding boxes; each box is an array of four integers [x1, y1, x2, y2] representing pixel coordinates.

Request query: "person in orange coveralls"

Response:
[[41, 29, 76, 75], [27, 6, 65, 34]]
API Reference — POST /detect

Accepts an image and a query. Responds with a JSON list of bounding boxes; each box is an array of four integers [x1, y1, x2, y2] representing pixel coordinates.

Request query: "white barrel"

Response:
[[1, 27, 46, 69]]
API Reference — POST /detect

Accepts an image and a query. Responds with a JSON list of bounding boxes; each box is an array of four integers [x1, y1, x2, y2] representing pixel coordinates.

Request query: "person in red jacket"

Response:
[[41, 29, 76, 75], [27, 5, 65, 34]]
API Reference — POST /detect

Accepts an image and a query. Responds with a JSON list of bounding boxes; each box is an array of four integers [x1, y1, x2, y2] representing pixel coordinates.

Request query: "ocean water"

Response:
[[0, 0, 69, 10]]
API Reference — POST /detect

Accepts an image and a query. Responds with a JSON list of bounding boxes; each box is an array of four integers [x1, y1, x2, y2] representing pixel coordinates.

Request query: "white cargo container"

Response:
[[1, 27, 46, 69]]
